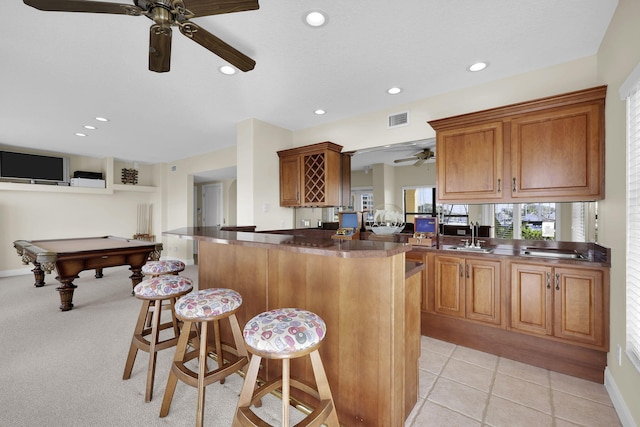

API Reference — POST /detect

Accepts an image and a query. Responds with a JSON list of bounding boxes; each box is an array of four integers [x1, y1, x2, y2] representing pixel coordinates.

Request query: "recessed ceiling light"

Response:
[[314, 109, 326, 115], [304, 10, 328, 27], [219, 65, 236, 75], [95, 117, 110, 122], [468, 62, 488, 72], [387, 87, 402, 95], [75, 133, 87, 137], [84, 125, 97, 130]]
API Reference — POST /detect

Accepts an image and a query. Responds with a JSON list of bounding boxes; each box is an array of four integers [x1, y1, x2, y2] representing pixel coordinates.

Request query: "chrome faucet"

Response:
[[470, 221, 480, 248], [470, 222, 475, 248]]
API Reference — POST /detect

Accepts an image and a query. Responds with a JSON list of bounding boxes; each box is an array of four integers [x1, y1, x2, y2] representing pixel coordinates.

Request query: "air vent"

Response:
[[388, 111, 409, 128]]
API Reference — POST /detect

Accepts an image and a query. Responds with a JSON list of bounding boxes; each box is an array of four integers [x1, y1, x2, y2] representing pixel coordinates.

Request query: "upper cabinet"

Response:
[[277, 141, 351, 207], [429, 86, 606, 203]]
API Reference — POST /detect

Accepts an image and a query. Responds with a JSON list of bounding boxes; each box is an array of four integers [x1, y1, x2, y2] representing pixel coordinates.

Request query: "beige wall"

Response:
[[597, 0, 640, 422]]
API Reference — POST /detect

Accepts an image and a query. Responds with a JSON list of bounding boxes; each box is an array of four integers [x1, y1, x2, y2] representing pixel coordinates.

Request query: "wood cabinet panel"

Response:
[[554, 267, 604, 346], [279, 155, 301, 206], [466, 259, 502, 325], [434, 255, 465, 317], [429, 86, 606, 203], [433, 254, 502, 325], [510, 262, 606, 348], [277, 142, 350, 207], [511, 103, 603, 199], [510, 263, 553, 335], [437, 122, 504, 201]]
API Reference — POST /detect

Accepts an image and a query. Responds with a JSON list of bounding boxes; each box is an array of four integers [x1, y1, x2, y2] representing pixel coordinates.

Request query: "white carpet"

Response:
[[0, 264, 304, 426]]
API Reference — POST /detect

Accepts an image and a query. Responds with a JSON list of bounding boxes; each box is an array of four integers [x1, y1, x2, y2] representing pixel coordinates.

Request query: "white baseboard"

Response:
[[605, 366, 638, 427], [0, 267, 33, 278]]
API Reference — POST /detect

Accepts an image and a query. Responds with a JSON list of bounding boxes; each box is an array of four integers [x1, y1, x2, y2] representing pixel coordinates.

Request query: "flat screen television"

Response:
[[0, 150, 70, 184]]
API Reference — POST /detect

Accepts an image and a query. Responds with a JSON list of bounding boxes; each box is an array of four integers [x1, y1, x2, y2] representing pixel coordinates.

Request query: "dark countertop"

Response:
[[410, 238, 611, 268], [164, 227, 411, 258]]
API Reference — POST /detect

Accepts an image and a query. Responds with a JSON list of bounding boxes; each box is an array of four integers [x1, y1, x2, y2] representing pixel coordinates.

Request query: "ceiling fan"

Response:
[[393, 148, 436, 167], [23, 0, 259, 73]]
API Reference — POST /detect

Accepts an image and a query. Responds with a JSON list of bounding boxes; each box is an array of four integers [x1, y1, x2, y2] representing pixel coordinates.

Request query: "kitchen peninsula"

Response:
[[164, 227, 422, 427]]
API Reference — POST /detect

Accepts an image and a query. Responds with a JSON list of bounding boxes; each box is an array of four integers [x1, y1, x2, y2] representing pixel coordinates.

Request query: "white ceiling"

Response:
[[0, 0, 618, 172]]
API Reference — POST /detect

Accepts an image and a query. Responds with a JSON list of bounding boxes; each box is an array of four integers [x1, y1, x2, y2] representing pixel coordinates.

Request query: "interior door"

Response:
[[203, 183, 223, 227]]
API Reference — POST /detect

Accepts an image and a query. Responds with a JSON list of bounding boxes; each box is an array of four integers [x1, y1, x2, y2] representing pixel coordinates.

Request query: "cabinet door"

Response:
[[436, 121, 504, 201], [434, 255, 465, 317], [465, 258, 502, 325], [510, 103, 603, 200], [510, 263, 553, 336], [553, 267, 604, 346], [279, 155, 301, 206]]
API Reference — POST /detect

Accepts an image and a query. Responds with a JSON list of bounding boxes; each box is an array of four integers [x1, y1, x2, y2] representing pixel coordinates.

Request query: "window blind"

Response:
[[572, 202, 586, 242], [626, 81, 640, 367]]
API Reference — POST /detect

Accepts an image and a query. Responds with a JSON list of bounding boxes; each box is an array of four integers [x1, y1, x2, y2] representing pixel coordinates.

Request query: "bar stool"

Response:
[[160, 288, 249, 427], [141, 260, 186, 277], [122, 275, 193, 402], [234, 308, 340, 427]]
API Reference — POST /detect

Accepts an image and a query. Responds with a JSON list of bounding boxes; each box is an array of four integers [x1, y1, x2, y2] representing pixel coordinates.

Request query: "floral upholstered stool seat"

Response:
[[233, 308, 340, 427], [123, 275, 193, 402], [160, 288, 249, 427], [141, 260, 185, 277]]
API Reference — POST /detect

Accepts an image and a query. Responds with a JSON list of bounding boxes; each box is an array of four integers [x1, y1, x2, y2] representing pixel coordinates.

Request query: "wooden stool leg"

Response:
[[145, 298, 162, 402], [170, 296, 181, 336], [196, 321, 209, 427], [309, 349, 340, 427], [213, 319, 225, 384], [160, 320, 193, 418], [282, 358, 290, 427], [233, 353, 262, 427], [123, 300, 150, 380]]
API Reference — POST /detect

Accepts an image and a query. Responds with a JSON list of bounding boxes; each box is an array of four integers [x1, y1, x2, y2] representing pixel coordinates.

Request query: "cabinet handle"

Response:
[[546, 272, 551, 289], [497, 178, 501, 193], [459, 264, 464, 277], [513, 177, 517, 192], [555, 273, 560, 291], [466, 263, 470, 279]]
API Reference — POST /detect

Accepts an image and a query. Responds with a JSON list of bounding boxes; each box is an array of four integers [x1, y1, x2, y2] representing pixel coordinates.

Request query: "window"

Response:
[[493, 203, 558, 240], [625, 69, 640, 371], [403, 187, 468, 225]]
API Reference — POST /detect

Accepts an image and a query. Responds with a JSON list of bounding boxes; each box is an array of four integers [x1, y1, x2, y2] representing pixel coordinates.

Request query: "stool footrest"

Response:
[[172, 356, 248, 388]]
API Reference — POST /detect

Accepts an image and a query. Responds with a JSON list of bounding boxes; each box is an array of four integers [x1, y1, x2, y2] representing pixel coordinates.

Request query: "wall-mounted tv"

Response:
[[0, 150, 70, 184]]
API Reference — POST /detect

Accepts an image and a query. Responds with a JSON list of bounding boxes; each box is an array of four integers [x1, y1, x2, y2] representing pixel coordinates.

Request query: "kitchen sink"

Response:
[[446, 245, 494, 254], [519, 247, 586, 260]]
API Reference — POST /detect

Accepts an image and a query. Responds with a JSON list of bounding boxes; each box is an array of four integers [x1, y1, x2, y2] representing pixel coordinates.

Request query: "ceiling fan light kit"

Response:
[[23, 0, 259, 73]]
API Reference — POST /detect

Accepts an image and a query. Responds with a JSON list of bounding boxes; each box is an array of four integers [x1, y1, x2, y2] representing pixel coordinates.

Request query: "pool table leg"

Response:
[[31, 263, 46, 287], [95, 268, 104, 279], [56, 279, 78, 311], [129, 267, 144, 294]]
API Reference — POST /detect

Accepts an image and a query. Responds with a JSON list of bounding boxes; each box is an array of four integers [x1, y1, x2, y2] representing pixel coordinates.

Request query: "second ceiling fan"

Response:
[[23, 0, 259, 73], [393, 148, 436, 167]]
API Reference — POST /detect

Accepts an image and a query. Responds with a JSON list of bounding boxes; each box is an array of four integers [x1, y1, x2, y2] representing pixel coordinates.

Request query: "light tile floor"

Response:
[[406, 336, 622, 427]]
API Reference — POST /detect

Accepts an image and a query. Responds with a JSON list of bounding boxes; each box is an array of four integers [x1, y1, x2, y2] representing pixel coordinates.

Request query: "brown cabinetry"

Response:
[[510, 261, 606, 348], [277, 141, 351, 207], [432, 254, 502, 326], [429, 86, 606, 203]]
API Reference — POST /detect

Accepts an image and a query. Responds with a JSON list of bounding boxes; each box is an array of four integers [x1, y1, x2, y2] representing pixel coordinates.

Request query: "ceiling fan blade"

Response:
[[149, 26, 172, 73], [393, 157, 417, 163], [23, 0, 140, 14], [179, 22, 255, 71], [180, 0, 259, 18], [414, 158, 426, 167]]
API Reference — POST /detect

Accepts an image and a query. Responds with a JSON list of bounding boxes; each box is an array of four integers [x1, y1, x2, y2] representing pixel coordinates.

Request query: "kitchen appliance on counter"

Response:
[[409, 216, 438, 247], [331, 211, 362, 240]]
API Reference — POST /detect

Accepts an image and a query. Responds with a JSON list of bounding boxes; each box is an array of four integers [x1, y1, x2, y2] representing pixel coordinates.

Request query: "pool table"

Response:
[[13, 236, 162, 311]]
